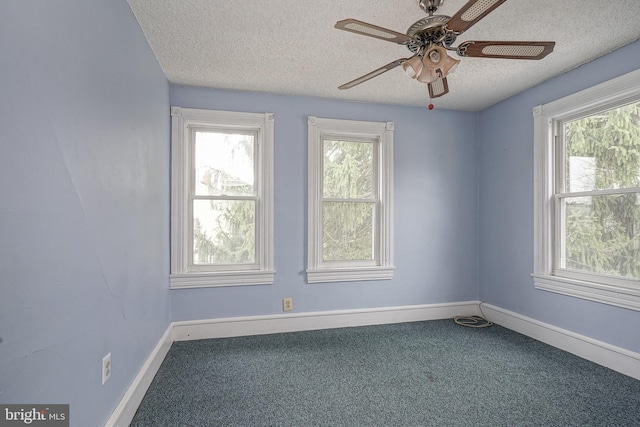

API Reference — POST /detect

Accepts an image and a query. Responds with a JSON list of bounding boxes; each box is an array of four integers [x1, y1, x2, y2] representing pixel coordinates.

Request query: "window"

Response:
[[533, 69, 640, 310], [170, 107, 274, 288], [307, 116, 394, 283]]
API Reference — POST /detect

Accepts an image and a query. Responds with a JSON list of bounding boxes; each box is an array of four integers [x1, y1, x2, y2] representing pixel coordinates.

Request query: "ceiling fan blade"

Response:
[[338, 59, 408, 90], [457, 41, 556, 60], [335, 19, 416, 44], [446, 0, 507, 34], [428, 77, 449, 98]]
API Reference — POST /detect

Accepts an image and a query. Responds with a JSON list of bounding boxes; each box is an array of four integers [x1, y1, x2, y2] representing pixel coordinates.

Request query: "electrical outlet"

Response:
[[102, 352, 111, 385], [283, 297, 293, 312]]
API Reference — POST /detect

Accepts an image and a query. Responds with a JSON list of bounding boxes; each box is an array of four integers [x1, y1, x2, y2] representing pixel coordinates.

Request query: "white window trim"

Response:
[[532, 69, 640, 310], [170, 107, 275, 288], [306, 116, 395, 283]]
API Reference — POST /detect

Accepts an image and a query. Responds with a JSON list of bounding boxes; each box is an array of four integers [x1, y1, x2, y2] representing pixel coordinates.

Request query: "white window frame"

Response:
[[532, 69, 640, 311], [170, 107, 275, 288], [306, 116, 394, 283]]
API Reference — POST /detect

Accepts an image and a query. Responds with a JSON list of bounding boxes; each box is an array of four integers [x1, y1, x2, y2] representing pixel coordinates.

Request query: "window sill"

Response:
[[170, 270, 275, 289], [306, 266, 395, 284], [532, 273, 640, 312]]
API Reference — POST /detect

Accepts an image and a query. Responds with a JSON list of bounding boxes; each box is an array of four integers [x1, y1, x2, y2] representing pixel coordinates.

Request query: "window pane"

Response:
[[563, 193, 640, 278], [323, 139, 374, 199], [195, 131, 255, 196], [323, 202, 375, 261], [565, 102, 640, 192], [193, 199, 255, 265]]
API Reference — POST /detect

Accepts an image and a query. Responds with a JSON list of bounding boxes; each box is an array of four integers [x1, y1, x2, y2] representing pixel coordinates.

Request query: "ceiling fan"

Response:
[[335, 0, 555, 99]]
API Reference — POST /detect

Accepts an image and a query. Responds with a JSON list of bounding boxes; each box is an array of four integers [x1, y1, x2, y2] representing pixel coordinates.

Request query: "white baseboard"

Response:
[[480, 303, 640, 381], [104, 325, 173, 427], [104, 300, 640, 426], [171, 301, 482, 341]]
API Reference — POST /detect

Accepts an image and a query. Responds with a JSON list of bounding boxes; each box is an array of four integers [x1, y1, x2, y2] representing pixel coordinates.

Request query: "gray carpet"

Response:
[[130, 320, 640, 426]]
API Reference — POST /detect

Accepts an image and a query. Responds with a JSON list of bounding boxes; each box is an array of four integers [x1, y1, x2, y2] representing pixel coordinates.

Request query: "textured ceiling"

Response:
[[128, 0, 640, 111]]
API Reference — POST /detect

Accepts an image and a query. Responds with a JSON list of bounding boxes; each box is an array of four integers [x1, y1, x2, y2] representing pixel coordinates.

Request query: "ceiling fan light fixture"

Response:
[[422, 46, 447, 70], [441, 55, 461, 75], [402, 55, 424, 78], [416, 67, 440, 84]]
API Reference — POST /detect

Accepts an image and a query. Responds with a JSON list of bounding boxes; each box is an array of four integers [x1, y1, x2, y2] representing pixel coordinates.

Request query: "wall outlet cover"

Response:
[[102, 352, 112, 385]]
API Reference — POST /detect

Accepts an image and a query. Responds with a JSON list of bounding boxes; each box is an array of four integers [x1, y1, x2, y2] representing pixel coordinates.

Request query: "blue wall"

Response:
[[0, 1, 171, 425], [478, 38, 640, 353], [170, 86, 479, 320]]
